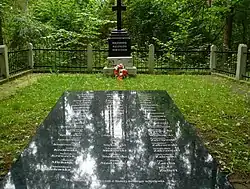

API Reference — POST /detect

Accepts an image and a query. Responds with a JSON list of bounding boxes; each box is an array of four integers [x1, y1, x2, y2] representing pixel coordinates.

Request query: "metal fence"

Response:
[[132, 49, 148, 72], [155, 50, 210, 72], [214, 51, 238, 77], [33, 48, 111, 73], [243, 53, 250, 80], [3, 44, 250, 82], [92, 49, 109, 72], [33, 48, 88, 72], [8, 49, 29, 75], [2, 44, 214, 76], [33, 48, 150, 73], [32, 47, 210, 73], [0, 52, 3, 79]]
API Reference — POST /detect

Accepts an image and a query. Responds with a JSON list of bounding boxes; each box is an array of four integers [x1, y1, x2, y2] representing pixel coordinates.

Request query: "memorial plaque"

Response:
[[108, 30, 131, 57], [0, 91, 234, 189]]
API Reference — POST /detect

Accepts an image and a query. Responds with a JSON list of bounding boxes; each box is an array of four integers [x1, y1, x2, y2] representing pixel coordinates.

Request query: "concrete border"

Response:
[[212, 72, 250, 85], [0, 70, 32, 85]]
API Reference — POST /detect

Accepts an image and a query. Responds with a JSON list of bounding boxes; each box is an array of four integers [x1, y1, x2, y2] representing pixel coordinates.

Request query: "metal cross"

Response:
[[112, 0, 126, 30]]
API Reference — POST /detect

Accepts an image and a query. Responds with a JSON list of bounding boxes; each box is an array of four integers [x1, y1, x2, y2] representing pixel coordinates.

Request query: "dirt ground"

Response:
[[0, 74, 42, 100], [229, 174, 250, 189]]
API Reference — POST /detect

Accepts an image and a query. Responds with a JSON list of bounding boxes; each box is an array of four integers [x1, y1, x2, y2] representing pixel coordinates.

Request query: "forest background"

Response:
[[0, 0, 249, 51]]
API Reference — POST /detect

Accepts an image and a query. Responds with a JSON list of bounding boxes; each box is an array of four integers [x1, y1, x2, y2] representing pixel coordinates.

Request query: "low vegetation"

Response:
[[0, 74, 249, 184]]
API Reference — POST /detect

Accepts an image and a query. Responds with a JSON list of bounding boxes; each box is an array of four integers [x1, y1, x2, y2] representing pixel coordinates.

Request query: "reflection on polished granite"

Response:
[[0, 91, 234, 189]]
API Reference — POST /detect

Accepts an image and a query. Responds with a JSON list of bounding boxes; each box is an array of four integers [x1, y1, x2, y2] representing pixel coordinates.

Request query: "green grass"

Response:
[[0, 74, 250, 180]]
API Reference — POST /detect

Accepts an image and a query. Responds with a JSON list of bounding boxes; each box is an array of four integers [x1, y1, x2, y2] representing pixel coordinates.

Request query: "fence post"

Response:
[[87, 44, 93, 72], [210, 45, 217, 71], [0, 45, 9, 79], [236, 44, 247, 80], [148, 44, 155, 74], [28, 43, 34, 69]]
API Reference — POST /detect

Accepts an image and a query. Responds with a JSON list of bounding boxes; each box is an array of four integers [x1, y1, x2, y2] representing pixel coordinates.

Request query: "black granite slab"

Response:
[[0, 91, 234, 189], [108, 30, 131, 57]]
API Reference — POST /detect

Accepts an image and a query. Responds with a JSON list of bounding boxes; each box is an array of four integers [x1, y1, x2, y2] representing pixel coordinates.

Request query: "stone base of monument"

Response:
[[103, 56, 137, 76]]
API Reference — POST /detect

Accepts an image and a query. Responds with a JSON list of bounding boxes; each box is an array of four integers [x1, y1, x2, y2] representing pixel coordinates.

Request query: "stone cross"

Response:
[[112, 0, 126, 30]]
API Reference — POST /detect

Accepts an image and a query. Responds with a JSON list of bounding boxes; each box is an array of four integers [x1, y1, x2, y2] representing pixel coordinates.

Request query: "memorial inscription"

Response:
[[50, 93, 94, 173], [108, 37, 131, 57], [0, 91, 234, 189]]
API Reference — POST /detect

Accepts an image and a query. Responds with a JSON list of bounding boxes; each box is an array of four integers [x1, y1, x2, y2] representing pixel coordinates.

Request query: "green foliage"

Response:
[[1, 0, 113, 48], [1, 0, 250, 53], [5, 14, 53, 48], [30, 0, 115, 48], [124, 0, 210, 49]]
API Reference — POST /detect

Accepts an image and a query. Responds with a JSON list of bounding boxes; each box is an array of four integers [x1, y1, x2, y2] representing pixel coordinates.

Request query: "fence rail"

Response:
[[132, 49, 148, 72], [8, 49, 29, 75], [214, 51, 238, 77], [243, 53, 250, 80], [33, 48, 88, 72], [92, 49, 109, 72], [32, 47, 211, 73], [1, 43, 250, 82], [155, 50, 210, 72]]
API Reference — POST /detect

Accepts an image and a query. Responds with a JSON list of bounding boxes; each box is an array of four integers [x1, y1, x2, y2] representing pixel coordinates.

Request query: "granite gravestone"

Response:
[[103, 0, 137, 76], [0, 91, 234, 189], [108, 0, 130, 57]]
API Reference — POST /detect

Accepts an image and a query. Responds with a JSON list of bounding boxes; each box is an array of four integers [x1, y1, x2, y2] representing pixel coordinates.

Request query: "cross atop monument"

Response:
[[112, 0, 126, 30]]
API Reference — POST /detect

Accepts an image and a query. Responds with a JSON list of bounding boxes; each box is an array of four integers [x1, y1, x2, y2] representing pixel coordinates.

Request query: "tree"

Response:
[[0, 18, 3, 45], [0, 2, 4, 45], [1, 0, 250, 51]]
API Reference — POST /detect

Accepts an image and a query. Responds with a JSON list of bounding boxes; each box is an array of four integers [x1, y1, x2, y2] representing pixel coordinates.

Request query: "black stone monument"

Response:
[[0, 91, 234, 189], [108, 0, 131, 57]]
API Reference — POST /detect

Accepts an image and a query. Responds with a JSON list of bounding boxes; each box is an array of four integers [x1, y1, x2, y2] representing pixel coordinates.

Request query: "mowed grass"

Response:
[[0, 74, 250, 180]]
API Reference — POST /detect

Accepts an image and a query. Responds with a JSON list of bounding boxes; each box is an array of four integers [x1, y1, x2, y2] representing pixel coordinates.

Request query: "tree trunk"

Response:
[[242, 11, 247, 44], [242, 21, 246, 43], [223, 8, 233, 51], [0, 18, 3, 45], [24, 0, 29, 12], [223, 8, 233, 66], [208, 0, 212, 7]]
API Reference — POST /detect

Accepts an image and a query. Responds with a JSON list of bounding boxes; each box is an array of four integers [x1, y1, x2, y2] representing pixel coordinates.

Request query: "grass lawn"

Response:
[[0, 74, 250, 185]]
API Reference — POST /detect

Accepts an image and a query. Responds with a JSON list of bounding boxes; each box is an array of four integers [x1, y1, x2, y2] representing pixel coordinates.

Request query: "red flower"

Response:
[[113, 64, 128, 79], [114, 69, 119, 77], [121, 69, 128, 77], [118, 64, 124, 70]]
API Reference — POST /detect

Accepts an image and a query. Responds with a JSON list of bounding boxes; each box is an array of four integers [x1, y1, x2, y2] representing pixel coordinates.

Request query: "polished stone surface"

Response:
[[0, 91, 234, 189]]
